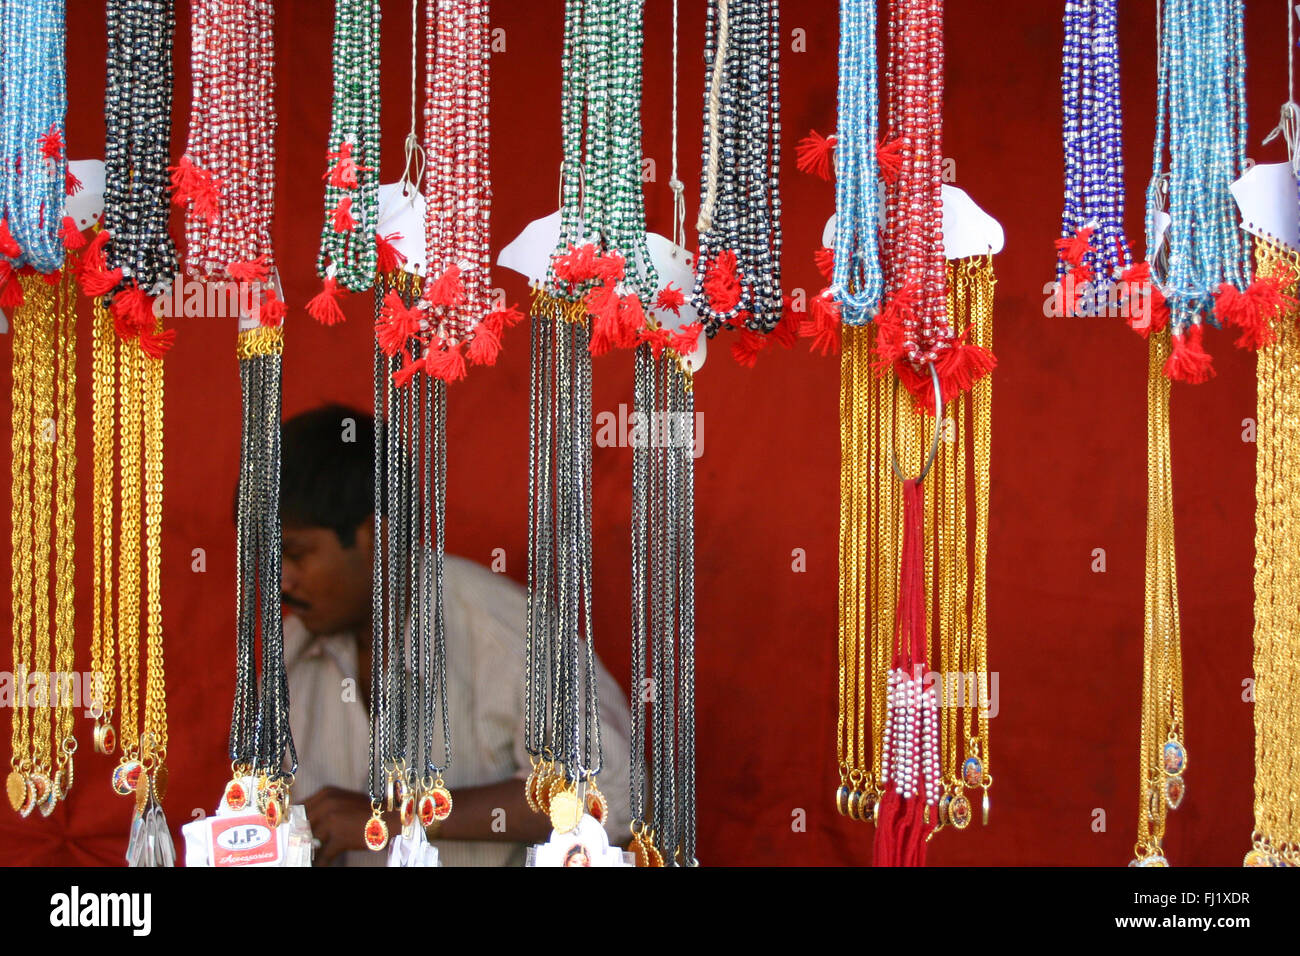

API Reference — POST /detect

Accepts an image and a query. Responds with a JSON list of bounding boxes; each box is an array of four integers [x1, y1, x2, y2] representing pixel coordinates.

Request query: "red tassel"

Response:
[[704, 250, 742, 313], [423, 264, 466, 308], [1120, 262, 1168, 338], [307, 277, 347, 326], [467, 322, 502, 366], [168, 155, 221, 221], [376, 291, 423, 355], [0, 216, 21, 257], [38, 124, 64, 162], [425, 342, 467, 382], [259, 289, 288, 327], [800, 291, 841, 356], [110, 284, 156, 337], [322, 141, 374, 190], [814, 246, 834, 282], [584, 280, 622, 355], [770, 298, 801, 349], [65, 169, 83, 196], [730, 327, 767, 367], [59, 216, 86, 250], [483, 303, 524, 337], [76, 228, 124, 297], [1054, 226, 1095, 266], [1164, 324, 1216, 384], [593, 251, 626, 285], [653, 282, 685, 316], [393, 349, 422, 388], [139, 327, 176, 359], [637, 325, 672, 359], [553, 243, 599, 285], [877, 137, 903, 185], [618, 293, 647, 348], [669, 321, 703, 357], [375, 232, 406, 274], [795, 129, 836, 181], [227, 256, 270, 284], [936, 341, 997, 402], [330, 196, 356, 233], [1214, 279, 1296, 350], [0, 263, 23, 310]]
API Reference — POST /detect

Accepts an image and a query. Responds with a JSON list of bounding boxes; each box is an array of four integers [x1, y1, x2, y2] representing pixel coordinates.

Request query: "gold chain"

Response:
[[91, 299, 118, 751], [1247, 237, 1300, 867], [116, 333, 143, 766], [142, 322, 167, 769]]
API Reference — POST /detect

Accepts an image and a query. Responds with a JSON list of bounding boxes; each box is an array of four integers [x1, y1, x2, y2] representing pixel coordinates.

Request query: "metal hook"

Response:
[[889, 362, 943, 484]]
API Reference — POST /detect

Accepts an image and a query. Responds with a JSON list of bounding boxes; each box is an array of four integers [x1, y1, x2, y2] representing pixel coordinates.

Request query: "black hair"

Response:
[[279, 404, 376, 548]]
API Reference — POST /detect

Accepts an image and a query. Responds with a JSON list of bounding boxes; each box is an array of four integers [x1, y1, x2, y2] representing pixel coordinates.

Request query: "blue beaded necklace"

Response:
[[831, 0, 883, 325], [0, 0, 68, 273], [1145, 0, 1250, 331], [1058, 0, 1130, 305]]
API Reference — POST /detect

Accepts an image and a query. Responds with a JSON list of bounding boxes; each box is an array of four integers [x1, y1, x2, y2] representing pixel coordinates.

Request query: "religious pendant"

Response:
[[364, 805, 389, 852], [93, 722, 117, 756], [1164, 775, 1185, 810], [836, 784, 850, 817], [1242, 847, 1274, 868], [400, 794, 416, 832], [549, 786, 582, 834], [1133, 853, 1170, 867], [264, 792, 284, 829], [428, 780, 453, 822], [962, 756, 983, 790], [1161, 739, 1187, 777], [223, 777, 248, 811], [112, 759, 143, 797], [938, 792, 953, 827], [583, 780, 607, 825], [948, 794, 973, 830]]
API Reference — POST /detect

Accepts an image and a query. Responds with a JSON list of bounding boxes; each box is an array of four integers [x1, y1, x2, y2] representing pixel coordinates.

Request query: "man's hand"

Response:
[[303, 786, 394, 866]]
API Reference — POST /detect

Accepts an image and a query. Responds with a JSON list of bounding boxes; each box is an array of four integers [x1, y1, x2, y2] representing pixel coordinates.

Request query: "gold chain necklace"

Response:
[[1245, 237, 1300, 867], [836, 255, 996, 855], [6, 270, 79, 818]]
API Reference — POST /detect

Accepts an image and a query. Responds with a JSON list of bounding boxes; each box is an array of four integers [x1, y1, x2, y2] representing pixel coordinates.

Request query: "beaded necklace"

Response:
[[526, 0, 662, 839], [0, 0, 66, 274], [316, 0, 381, 294], [690, 0, 783, 363], [1144, 0, 1291, 379], [1056, 0, 1131, 315]]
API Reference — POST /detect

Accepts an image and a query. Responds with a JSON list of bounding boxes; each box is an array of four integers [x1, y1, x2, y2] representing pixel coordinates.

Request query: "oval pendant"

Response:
[[94, 723, 117, 756], [133, 770, 150, 813], [524, 770, 539, 813], [112, 760, 143, 797], [628, 836, 649, 867], [152, 764, 168, 803], [7, 770, 28, 812], [548, 788, 581, 833], [948, 794, 972, 830], [835, 785, 849, 817], [29, 774, 51, 812], [938, 793, 952, 827], [962, 756, 983, 789], [860, 790, 877, 823], [418, 793, 436, 827], [264, 794, 283, 828], [846, 788, 862, 822], [1136, 853, 1170, 867], [1161, 740, 1187, 777], [1164, 774, 1185, 810], [400, 795, 416, 830], [583, 785, 607, 825], [646, 841, 665, 867], [223, 778, 248, 811], [364, 814, 388, 851], [1242, 848, 1275, 867], [429, 785, 453, 822]]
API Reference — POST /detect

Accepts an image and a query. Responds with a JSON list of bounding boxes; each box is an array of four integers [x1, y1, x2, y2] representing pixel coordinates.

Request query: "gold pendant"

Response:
[[835, 785, 849, 817], [428, 782, 453, 822], [152, 764, 168, 803], [223, 777, 248, 811], [1164, 774, 1185, 810], [264, 792, 284, 828], [628, 836, 649, 867], [1243, 847, 1274, 867], [364, 811, 389, 851], [400, 795, 416, 830], [1161, 739, 1187, 777], [548, 787, 581, 833], [112, 759, 143, 797], [133, 769, 151, 814], [6, 771, 28, 812], [948, 794, 972, 830], [93, 722, 117, 756], [645, 833, 665, 867], [524, 766, 539, 813], [57, 756, 74, 800], [583, 781, 607, 825]]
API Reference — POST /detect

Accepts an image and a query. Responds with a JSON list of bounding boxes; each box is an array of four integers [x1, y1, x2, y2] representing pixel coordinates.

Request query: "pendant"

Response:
[[628, 835, 649, 867], [525, 767, 539, 813], [152, 764, 168, 803], [548, 787, 582, 833], [6, 770, 28, 813], [400, 795, 416, 831], [264, 792, 284, 829], [29, 773, 52, 814], [583, 782, 607, 825], [962, 756, 983, 789], [417, 792, 436, 827], [56, 757, 73, 801], [112, 759, 143, 797], [133, 769, 150, 814], [1133, 853, 1169, 867], [93, 723, 117, 756], [1161, 740, 1187, 777], [938, 792, 952, 827], [982, 786, 990, 826], [364, 812, 389, 851], [645, 833, 665, 867], [545, 775, 566, 815], [428, 783, 453, 822], [836, 785, 850, 817], [223, 777, 248, 811], [948, 793, 972, 830], [1243, 847, 1274, 867], [846, 788, 862, 821], [1164, 774, 1185, 810]]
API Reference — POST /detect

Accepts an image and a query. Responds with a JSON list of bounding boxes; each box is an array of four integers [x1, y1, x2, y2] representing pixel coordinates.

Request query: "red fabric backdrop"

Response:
[[0, 0, 1289, 866]]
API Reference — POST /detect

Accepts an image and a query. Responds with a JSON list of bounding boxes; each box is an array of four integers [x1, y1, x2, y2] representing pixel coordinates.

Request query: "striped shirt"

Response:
[[284, 554, 632, 867]]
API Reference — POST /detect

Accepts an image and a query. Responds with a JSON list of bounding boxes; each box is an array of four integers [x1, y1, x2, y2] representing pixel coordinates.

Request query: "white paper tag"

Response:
[[528, 813, 631, 867], [498, 209, 563, 285], [387, 819, 442, 867], [823, 183, 1003, 261], [376, 181, 427, 276], [644, 232, 706, 372], [1231, 161, 1300, 253], [65, 158, 105, 231], [180, 779, 313, 867]]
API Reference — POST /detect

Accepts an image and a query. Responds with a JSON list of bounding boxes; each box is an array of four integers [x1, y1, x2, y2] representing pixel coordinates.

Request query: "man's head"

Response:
[[279, 405, 376, 636]]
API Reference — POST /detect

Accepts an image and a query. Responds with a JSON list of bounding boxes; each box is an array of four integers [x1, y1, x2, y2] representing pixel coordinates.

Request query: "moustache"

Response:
[[281, 592, 311, 610]]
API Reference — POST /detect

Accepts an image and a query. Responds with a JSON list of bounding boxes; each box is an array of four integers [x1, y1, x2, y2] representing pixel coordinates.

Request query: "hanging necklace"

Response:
[[526, 0, 660, 839], [1055, 0, 1132, 317], [690, 0, 784, 365], [306, 0, 381, 326], [1243, 4, 1300, 870], [3, 0, 78, 822], [826, 0, 997, 866], [626, 0, 700, 868]]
